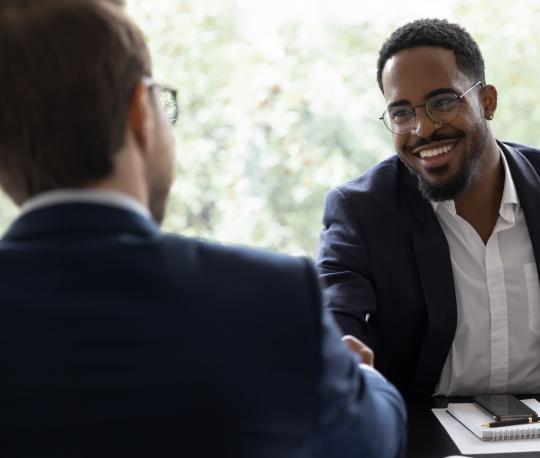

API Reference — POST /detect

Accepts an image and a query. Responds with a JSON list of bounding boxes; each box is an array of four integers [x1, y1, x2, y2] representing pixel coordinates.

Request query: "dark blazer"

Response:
[[317, 141, 540, 397], [0, 202, 405, 457]]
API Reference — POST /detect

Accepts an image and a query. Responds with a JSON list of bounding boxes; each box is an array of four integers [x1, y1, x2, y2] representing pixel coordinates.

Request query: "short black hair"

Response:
[[376, 18, 485, 92]]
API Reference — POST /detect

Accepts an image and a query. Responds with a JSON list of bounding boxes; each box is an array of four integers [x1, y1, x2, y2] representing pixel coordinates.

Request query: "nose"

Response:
[[411, 106, 440, 139]]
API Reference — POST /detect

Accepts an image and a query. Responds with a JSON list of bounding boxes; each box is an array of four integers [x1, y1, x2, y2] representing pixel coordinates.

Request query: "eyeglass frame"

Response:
[[142, 76, 179, 125], [379, 81, 483, 135]]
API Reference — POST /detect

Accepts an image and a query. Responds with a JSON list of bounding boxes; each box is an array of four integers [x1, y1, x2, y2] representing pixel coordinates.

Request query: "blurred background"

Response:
[[2, 0, 539, 257]]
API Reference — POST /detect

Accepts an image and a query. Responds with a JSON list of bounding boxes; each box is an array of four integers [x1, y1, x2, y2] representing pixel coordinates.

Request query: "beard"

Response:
[[409, 122, 489, 202]]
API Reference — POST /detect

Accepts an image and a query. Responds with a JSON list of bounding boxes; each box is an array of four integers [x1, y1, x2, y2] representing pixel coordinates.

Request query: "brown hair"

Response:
[[0, 0, 151, 203]]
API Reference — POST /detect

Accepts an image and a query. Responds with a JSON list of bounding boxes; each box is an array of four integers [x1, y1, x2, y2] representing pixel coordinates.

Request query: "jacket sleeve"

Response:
[[316, 186, 377, 347], [312, 307, 406, 458]]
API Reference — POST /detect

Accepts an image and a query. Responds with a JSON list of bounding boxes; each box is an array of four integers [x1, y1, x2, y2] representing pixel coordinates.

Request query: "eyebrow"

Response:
[[387, 87, 458, 109]]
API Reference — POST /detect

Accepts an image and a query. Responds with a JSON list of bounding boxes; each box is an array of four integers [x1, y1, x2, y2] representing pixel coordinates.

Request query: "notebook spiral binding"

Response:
[[485, 428, 540, 441]]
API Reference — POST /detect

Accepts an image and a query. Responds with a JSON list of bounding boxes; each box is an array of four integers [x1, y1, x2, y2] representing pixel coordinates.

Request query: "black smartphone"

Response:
[[473, 394, 538, 422]]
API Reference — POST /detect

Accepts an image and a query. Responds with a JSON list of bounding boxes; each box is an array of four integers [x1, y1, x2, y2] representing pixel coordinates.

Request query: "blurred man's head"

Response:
[[0, 0, 175, 222]]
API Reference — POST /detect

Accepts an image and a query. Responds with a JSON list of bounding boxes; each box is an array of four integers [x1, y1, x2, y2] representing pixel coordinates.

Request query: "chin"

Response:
[[418, 173, 470, 201]]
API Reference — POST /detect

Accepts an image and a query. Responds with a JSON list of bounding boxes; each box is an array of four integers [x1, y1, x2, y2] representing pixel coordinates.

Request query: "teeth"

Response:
[[419, 144, 453, 158]]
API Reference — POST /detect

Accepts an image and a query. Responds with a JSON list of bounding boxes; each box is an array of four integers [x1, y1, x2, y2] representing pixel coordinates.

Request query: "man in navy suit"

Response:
[[0, 0, 405, 456], [318, 18, 540, 398]]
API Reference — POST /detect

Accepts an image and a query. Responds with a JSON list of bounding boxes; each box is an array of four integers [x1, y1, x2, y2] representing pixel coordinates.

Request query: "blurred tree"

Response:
[[128, 0, 385, 256], [0, 194, 16, 232], [454, 0, 540, 146]]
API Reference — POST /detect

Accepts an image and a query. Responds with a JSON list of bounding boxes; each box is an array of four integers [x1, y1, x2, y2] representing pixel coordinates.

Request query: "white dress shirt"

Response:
[[434, 150, 540, 396], [20, 189, 151, 219]]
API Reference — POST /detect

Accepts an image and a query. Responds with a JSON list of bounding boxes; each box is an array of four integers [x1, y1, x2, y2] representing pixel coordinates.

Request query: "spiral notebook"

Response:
[[447, 399, 540, 441]]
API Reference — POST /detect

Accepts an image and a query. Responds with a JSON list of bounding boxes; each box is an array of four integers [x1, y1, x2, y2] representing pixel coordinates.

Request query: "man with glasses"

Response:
[[318, 18, 540, 398], [0, 0, 405, 456]]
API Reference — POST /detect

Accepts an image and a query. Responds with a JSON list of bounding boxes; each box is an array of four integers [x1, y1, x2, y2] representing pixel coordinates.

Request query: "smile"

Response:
[[418, 144, 454, 159]]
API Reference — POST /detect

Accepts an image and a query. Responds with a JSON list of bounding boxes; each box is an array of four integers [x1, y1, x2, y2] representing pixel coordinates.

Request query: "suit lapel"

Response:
[[399, 166, 457, 396]]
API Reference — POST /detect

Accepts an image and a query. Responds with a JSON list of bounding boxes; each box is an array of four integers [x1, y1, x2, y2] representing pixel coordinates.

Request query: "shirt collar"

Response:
[[430, 146, 519, 220], [498, 146, 519, 223], [20, 189, 152, 219]]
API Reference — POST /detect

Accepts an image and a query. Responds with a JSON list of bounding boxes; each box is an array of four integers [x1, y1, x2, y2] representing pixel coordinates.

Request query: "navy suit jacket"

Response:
[[0, 202, 405, 457], [317, 141, 540, 397]]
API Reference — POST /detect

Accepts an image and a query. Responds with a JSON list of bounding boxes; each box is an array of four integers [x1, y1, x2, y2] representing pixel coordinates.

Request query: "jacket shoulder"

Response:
[[159, 234, 320, 305], [503, 141, 540, 168], [161, 233, 309, 275], [336, 155, 401, 196], [325, 155, 405, 217]]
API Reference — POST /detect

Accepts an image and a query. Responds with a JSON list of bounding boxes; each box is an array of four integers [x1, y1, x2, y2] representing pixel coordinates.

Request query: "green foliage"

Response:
[[454, 0, 540, 146], [0, 194, 16, 232], [129, 0, 388, 256]]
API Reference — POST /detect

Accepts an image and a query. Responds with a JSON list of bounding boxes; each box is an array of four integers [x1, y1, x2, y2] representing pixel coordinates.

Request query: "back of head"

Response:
[[0, 0, 150, 204], [376, 18, 485, 92]]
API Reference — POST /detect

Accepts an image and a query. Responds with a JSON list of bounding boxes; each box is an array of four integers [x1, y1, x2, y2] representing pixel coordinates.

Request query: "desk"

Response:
[[406, 397, 540, 458]]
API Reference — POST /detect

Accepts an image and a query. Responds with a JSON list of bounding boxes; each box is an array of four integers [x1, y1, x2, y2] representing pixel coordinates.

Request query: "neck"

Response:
[[454, 139, 504, 243], [85, 143, 149, 210]]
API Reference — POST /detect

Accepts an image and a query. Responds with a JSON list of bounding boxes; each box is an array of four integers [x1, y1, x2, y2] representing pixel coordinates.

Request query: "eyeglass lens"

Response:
[[381, 81, 481, 135], [383, 93, 461, 134], [159, 88, 178, 125]]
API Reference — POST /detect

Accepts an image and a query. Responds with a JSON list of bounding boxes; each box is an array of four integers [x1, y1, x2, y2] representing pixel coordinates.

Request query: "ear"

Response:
[[127, 81, 153, 157], [481, 84, 498, 120]]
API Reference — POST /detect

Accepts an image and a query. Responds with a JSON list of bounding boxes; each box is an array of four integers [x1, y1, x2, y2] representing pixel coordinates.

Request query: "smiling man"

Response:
[[317, 18, 540, 397]]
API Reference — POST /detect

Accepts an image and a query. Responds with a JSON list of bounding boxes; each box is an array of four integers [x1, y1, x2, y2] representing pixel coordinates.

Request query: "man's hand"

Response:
[[341, 335, 374, 367]]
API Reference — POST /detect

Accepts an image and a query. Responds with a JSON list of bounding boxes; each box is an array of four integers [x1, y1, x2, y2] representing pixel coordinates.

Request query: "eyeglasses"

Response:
[[142, 76, 179, 125], [379, 81, 483, 135]]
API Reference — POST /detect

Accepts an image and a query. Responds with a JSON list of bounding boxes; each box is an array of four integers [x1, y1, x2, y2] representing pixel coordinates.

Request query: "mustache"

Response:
[[405, 133, 463, 153]]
